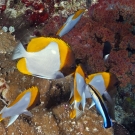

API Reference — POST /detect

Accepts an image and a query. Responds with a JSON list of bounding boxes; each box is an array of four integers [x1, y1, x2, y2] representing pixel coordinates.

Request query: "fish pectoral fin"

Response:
[[53, 71, 64, 79], [6, 114, 19, 128], [89, 100, 95, 109], [23, 110, 32, 117]]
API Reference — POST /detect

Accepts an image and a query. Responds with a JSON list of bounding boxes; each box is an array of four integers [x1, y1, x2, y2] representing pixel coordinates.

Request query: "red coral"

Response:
[[89, 0, 135, 24], [21, 0, 54, 25], [0, 0, 7, 13]]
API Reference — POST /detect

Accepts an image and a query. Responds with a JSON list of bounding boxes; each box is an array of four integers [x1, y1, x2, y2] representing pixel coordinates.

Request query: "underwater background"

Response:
[[0, 0, 135, 134]]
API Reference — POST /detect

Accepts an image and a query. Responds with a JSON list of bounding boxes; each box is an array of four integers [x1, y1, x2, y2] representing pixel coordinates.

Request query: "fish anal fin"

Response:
[[7, 114, 19, 128]]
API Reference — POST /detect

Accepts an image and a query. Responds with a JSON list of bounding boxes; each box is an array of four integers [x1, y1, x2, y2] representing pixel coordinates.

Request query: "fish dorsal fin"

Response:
[[72, 9, 85, 20]]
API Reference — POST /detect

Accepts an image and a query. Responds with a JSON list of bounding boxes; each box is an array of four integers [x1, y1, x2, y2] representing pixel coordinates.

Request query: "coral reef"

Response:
[[0, 0, 134, 134]]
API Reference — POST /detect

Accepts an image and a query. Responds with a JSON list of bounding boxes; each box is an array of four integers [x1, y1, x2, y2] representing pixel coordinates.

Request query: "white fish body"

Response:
[[12, 42, 64, 79]]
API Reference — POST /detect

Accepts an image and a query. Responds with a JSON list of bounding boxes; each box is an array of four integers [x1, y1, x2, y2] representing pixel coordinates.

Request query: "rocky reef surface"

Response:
[[0, 31, 114, 134]]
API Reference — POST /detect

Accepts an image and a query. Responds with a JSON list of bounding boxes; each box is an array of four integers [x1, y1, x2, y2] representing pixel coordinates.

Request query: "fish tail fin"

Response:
[[12, 42, 26, 60]]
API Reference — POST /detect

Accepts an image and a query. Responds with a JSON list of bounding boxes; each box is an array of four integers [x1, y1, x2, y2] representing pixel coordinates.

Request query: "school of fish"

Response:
[[0, 9, 117, 129]]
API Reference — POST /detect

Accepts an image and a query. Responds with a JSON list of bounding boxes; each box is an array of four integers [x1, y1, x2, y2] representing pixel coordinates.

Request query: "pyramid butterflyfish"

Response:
[[12, 37, 75, 79]]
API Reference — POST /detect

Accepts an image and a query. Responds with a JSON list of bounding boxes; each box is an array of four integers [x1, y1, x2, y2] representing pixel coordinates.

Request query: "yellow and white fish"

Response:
[[85, 72, 117, 110], [12, 37, 75, 79], [70, 65, 86, 119], [0, 86, 40, 127], [56, 9, 85, 37], [88, 84, 113, 128]]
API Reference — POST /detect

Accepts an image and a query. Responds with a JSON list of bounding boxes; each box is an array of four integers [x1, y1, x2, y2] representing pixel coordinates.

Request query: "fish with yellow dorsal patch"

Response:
[[56, 9, 85, 37], [12, 37, 75, 79], [0, 86, 40, 127], [69, 65, 87, 119]]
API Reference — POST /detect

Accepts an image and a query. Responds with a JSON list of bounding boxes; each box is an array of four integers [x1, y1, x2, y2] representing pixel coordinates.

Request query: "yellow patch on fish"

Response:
[[72, 9, 85, 20], [70, 109, 76, 119], [17, 58, 32, 75], [86, 72, 110, 88], [8, 86, 39, 110]]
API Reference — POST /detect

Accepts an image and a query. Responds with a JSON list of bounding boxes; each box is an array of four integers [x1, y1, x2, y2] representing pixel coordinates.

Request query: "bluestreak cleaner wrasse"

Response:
[[70, 65, 86, 119], [0, 86, 40, 127], [12, 37, 75, 79], [85, 72, 118, 109], [88, 84, 113, 128], [56, 9, 85, 37]]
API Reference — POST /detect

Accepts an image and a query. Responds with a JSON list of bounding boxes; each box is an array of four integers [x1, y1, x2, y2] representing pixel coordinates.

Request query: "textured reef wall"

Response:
[[0, 0, 134, 134]]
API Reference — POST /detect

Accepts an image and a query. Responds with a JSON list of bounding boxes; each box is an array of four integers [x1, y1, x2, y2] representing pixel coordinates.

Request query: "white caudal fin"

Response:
[[6, 114, 19, 128], [12, 42, 27, 60]]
